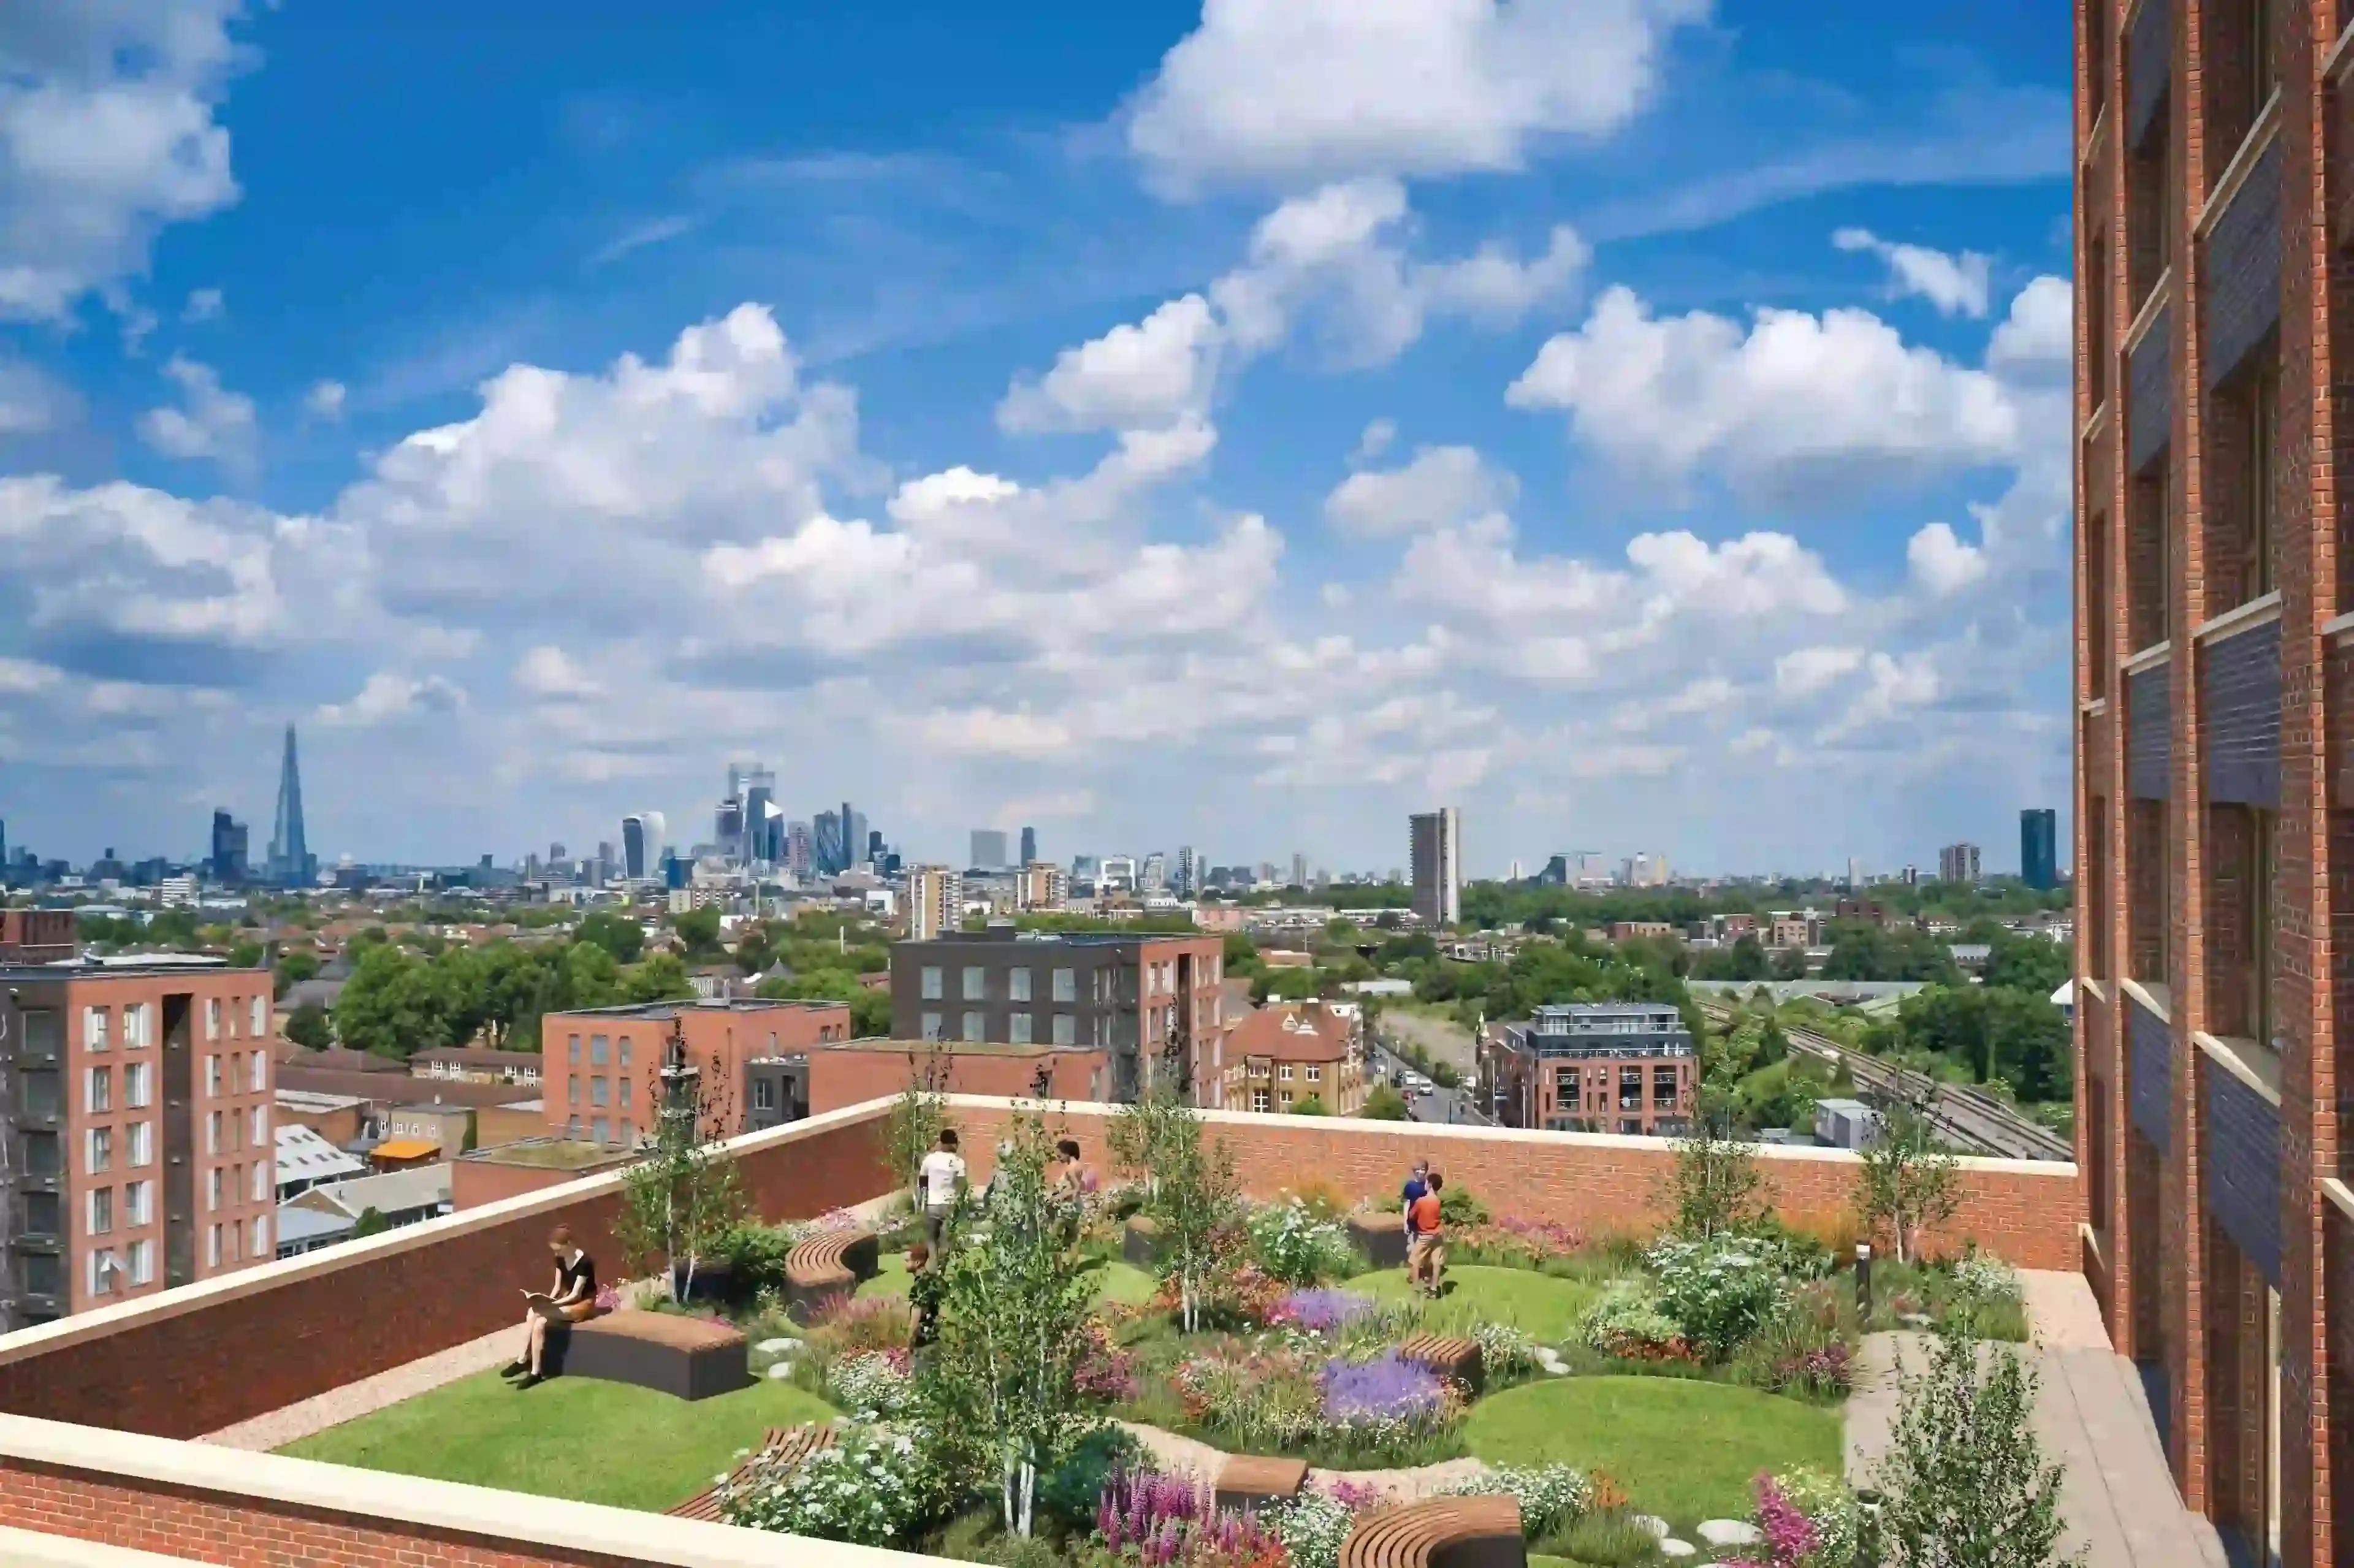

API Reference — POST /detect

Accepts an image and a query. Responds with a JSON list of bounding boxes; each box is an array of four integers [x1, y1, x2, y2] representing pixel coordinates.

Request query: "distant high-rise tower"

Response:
[[265, 725, 315, 888], [908, 865, 963, 941], [209, 809, 248, 884], [970, 829, 1010, 870], [1937, 842, 1981, 885], [622, 816, 647, 879], [813, 810, 845, 874], [1175, 845, 1194, 897], [787, 820, 813, 875], [1409, 808, 1461, 927], [2019, 809, 2058, 891], [1019, 826, 1037, 866]]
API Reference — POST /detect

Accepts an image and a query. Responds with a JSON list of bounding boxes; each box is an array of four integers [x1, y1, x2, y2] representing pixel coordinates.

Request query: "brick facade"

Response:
[[2076, 1, 2352, 1558]]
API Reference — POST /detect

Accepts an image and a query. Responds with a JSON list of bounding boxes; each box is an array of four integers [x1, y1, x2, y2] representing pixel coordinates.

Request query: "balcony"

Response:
[[0, 1095, 2085, 1565]]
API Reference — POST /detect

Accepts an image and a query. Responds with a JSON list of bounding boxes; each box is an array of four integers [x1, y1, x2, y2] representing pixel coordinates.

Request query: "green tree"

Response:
[[883, 1046, 952, 1198], [227, 938, 264, 969], [273, 948, 321, 999], [1771, 945, 1810, 980], [1111, 1087, 1238, 1331], [1857, 1098, 1960, 1265], [619, 951, 696, 1004], [672, 905, 725, 959], [1874, 1329, 2084, 1568], [332, 944, 450, 1058], [574, 910, 645, 964], [1662, 1115, 1768, 1239], [284, 1002, 333, 1051], [351, 1206, 392, 1239], [1291, 1094, 1328, 1116], [1984, 933, 2071, 998], [1361, 1084, 1410, 1121], [918, 1114, 1102, 1536], [612, 1043, 748, 1302]]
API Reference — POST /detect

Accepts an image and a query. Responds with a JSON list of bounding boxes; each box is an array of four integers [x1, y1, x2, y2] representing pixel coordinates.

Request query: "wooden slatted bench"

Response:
[[1214, 1454, 1310, 1512], [557, 1310, 750, 1401], [667, 1423, 838, 1522], [1338, 1495, 1524, 1568], [783, 1228, 880, 1317], [1397, 1333, 1485, 1394], [1122, 1214, 1162, 1268], [1347, 1210, 1409, 1270]]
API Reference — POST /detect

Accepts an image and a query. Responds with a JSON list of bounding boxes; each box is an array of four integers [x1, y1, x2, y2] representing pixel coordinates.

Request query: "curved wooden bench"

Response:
[[1398, 1333, 1485, 1394], [1347, 1210, 1409, 1270], [1338, 1495, 1524, 1568], [1214, 1453, 1309, 1512], [668, 1422, 838, 1521], [1122, 1214, 1162, 1268], [557, 1310, 749, 1401], [784, 1228, 880, 1317]]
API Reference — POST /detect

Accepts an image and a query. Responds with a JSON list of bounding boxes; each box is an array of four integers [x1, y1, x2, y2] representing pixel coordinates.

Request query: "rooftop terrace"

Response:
[[0, 1094, 2188, 1567]]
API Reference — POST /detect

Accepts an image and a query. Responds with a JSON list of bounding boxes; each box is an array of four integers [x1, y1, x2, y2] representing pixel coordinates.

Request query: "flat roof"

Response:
[[460, 1138, 633, 1170], [547, 998, 844, 1020], [368, 1138, 441, 1160], [0, 962, 269, 981]]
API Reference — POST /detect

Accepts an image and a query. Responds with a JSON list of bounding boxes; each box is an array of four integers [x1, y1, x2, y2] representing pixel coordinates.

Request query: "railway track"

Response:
[[1697, 1002, 2074, 1162]]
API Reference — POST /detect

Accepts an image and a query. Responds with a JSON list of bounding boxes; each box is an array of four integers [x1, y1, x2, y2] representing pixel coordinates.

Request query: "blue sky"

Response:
[[0, 0, 2071, 878]]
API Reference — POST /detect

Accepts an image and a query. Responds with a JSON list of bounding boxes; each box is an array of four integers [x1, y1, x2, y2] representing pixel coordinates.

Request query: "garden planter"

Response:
[[1123, 1214, 1163, 1268], [671, 1259, 735, 1304], [1347, 1209, 1409, 1269]]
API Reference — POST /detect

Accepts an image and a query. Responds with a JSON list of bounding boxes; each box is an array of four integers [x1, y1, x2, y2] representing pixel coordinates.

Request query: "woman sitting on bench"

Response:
[[504, 1225, 598, 1388]]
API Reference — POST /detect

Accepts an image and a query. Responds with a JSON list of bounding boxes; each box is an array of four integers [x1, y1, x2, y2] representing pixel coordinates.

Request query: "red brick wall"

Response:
[[0, 1103, 894, 1441], [806, 1046, 1111, 1116], [945, 1101, 2081, 1268]]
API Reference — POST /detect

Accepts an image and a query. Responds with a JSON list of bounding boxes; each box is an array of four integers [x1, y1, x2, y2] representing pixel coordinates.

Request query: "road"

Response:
[[1366, 1036, 1493, 1127]]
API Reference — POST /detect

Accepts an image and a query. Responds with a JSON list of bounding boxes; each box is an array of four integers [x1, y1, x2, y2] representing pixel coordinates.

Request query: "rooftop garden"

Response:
[[281, 1092, 2075, 1568]]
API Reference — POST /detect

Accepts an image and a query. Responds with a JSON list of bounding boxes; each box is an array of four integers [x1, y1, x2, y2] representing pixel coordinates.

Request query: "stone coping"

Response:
[[0, 1412, 922, 1568], [0, 1526, 211, 1567]]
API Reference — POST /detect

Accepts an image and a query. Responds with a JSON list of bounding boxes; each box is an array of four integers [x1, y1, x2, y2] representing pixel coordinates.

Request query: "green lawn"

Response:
[[1352, 1264, 1597, 1342], [1464, 1377, 1840, 1528], [279, 1370, 839, 1513], [856, 1250, 1159, 1307]]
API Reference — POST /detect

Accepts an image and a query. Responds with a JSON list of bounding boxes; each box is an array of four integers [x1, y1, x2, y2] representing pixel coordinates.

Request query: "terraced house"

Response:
[[2073, 0, 2354, 1559]]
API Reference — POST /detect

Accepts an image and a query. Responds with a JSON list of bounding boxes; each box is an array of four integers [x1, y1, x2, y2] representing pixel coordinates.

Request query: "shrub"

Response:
[[1036, 1425, 1143, 1534], [1436, 1184, 1490, 1227], [1442, 1464, 1593, 1537], [1075, 1320, 1142, 1404], [828, 1348, 915, 1416], [1263, 1488, 1359, 1568], [1647, 1235, 1786, 1360], [1467, 1320, 1542, 1379], [722, 1421, 942, 1545], [711, 1221, 801, 1298], [1247, 1198, 1358, 1285], [1579, 1281, 1689, 1360], [807, 1292, 912, 1352], [1723, 1472, 1819, 1568], [1766, 1467, 1859, 1568], [1873, 1331, 2083, 1568]]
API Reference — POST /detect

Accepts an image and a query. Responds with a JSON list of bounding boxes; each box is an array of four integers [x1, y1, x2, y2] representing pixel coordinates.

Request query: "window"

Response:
[[205, 999, 221, 1041], [567, 1076, 581, 1106], [85, 1127, 112, 1174], [249, 995, 268, 1038], [752, 1077, 775, 1112], [86, 1187, 112, 1236], [962, 1011, 985, 1042], [128, 1239, 152, 1285], [962, 966, 986, 1001], [620, 1120, 634, 1144], [207, 1226, 221, 1268], [619, 1075, 632, 1108], [249, 1104, 265, 1144], [123, 1004, 148, 1048], [1252, 1089, 1271, 1113], [205, 1056, 220, 1098], [1053, 1014, 1076, 1046], [1306, 1064, 1322, 1083], [207, 1167, 223, 1212], [619, 1039, 631, 1069], [1010, 1012, 1034, 1045], [2248, 0, 2279, 116], [125, 1181, 151, 1226], [207, 1110, 222, 1154], [82, 1007, 109, 1052], [567, 1116, 582, 1138], [127, 1122, 151, 1167], [1278, 1063, 1293, 1082], [250, 1159, 267, 1203], [248, 1051, 265, 1092], [85, 1067, 111, 1114], [921, 966, 944, 1000], [89, 1247, 117, 1298], [591, 1076, 609, 1107], [1009, 968, 1032, 1002], [1280, 1091, 1293, 1109], [249, 1216, 268, 1260], [568, 1035, 581, 1063], [1052, 968, 1076, 1003], [921, 1011, 945, 1041], [590, 1035, 609, 1066], [592, 1116, 609, 1143]]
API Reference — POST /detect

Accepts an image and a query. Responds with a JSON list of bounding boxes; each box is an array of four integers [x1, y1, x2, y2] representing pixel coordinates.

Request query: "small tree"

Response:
[[614, 1037, 748, 1302], [1107, 1083, 1190, 1199], [1662, 1112, 1767, 1239], [1874, 1328, 2083, 1567], [1856, 1097, 1959, 1265], [884, 1044, 953, 1200], [351, 1205, 391, 1239], [1292, 1094, 1328, 1116], [1361, 1084, 1410, 1121], [1148, 1097, 1238, 1332], [919, 1114, 1102, 1537]]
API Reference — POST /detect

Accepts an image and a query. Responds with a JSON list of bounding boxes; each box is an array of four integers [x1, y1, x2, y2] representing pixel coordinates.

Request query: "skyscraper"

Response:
[[2019, 809, 2058, 891], [622, 816, 647, 879], [743, 768, 777, 862], [209, 810, 248, 884], [970, 829, 1009, 870], [1409, 808, 1461, 927], [1175, 845, 1194, 897], [1019, 826, 1037, 866], [786, 820, 813, 875], [813, 810, 845, 874], [265, 725, 315, 888], [845, 806, 869, 869], [1936, 842, 1980, 885]]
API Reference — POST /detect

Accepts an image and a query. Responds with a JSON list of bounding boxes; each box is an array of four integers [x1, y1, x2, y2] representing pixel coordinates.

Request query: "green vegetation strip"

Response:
[[1350, 1264, 1598, 1342], [858, 1250, 1160, 1307], [1464, 1377, 1840, 1528], [278, 1371, 838, 1513]]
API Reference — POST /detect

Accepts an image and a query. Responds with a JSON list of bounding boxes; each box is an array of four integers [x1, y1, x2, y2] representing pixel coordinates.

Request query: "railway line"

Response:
[[1697, 1002, 2074, 1162]]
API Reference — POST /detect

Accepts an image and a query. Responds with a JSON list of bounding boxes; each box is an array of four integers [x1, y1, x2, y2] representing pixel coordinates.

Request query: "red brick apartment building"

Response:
[[1480, 1003, 1696, 1136], [2073, 1, 2354, 1558], [539, 997, 851, 1144], [0, 964, 275, 1330]]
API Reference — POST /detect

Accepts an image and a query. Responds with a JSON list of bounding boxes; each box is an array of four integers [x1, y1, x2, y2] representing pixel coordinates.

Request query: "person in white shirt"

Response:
[[916, 1128, 967, 1248]]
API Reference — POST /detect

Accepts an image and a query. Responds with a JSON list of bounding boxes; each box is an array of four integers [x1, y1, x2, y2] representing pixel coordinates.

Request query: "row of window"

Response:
[[202, 1049, 269, 1100], [85, 1239, 153, 1296], [83, 1179, 153, 1236], [919, 1011, 1084, 1046], [564, 1116, 636, 1145], [80, 996, 272, 1052], [1236, 1062, 1327, 1083], [565, 1034, 634, 1068], [920, 966, 1081, 1003], [205, 1216, 266, 1270], [566, 1073, 634, 1109]]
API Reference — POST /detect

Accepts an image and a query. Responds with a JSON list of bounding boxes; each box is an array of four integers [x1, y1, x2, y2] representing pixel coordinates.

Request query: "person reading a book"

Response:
[[503, 1225, 598, 1388]]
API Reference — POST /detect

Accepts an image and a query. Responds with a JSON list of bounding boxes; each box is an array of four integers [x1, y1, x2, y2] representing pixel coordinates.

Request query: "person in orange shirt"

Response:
[[1406, 1171, 1446, 1298]]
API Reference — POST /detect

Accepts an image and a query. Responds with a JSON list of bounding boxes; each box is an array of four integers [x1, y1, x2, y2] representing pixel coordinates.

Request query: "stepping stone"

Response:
[[764, 1362, 798, 1379], [1631, 1514, 1670, 1539], [755, 1337, 802, 1355], [1899, 1312, 1932, 1328], [1533, 1348, 1567, 1375], [1697, 1519, 1762, 1548], [1658, 1541, 1696, 1559]]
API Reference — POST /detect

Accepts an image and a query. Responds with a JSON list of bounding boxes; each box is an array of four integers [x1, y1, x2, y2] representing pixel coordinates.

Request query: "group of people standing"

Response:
[[905, 1127, 1095, 1346], [1401, 1160, 1448, 1296]]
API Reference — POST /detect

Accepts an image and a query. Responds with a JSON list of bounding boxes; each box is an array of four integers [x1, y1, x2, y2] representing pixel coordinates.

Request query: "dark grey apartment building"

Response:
[[888, 928, 1227, 1102]]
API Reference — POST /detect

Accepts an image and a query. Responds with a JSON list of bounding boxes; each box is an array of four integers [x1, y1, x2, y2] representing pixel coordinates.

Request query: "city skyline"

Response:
[[0, 5, 2070, 879]]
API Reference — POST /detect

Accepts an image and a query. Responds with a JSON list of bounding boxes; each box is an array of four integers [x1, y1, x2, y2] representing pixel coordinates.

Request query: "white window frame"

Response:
[[84, 1127, 112, 1174], [86, 1186, 112, 1237], [127, 1121, 152, 1168], [205, 999, 221, 1042], [128, 1239, 153, 1285], [125, 1180, 151, 1227], [124, 1061, 150, 1109], [83, 1007, 109, 1052], [249, 995, 268, 1038]]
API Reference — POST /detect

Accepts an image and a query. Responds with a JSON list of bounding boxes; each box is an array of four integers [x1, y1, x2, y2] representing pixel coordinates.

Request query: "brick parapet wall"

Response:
[[944, 1098, 2082, 1269]]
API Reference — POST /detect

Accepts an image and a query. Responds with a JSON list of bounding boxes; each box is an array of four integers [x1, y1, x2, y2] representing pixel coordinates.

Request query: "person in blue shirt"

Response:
[[1400, 1160, 1430, 1238]]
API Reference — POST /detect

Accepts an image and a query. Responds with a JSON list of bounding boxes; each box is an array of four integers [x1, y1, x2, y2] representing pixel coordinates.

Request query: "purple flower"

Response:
[[1268, 1288, 1376, 1334], [1320, 1350, 1447, 1425]]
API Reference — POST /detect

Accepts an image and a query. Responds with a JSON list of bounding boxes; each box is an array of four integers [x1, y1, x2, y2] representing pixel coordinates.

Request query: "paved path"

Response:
[[1846, 1272, 2226, 1568]]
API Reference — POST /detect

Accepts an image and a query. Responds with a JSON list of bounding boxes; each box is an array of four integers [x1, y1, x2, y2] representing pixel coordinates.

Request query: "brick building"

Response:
[[0, 910, 74, 963], [0, 964, 276, 1330], [1482, 1003, 1696, 1136], [1219, 1002, 1365, 1115], [889, 929, 1227, 1103], [2073, 2, 2354, 1559], [538, 997, 851, 1144]]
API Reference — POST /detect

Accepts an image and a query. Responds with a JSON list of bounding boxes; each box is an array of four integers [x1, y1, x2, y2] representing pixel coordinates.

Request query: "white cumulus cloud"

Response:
[[317, 671, 467, 728], [1830, 227, 1993, 318], [1907, 520, 1988, 595], [135, 355, 257, 475], [1324, 445, 1517, 535]]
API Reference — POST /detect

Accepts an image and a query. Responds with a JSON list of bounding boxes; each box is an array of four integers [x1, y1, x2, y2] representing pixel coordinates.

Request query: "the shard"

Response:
[[266, 723, 316, 887]]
